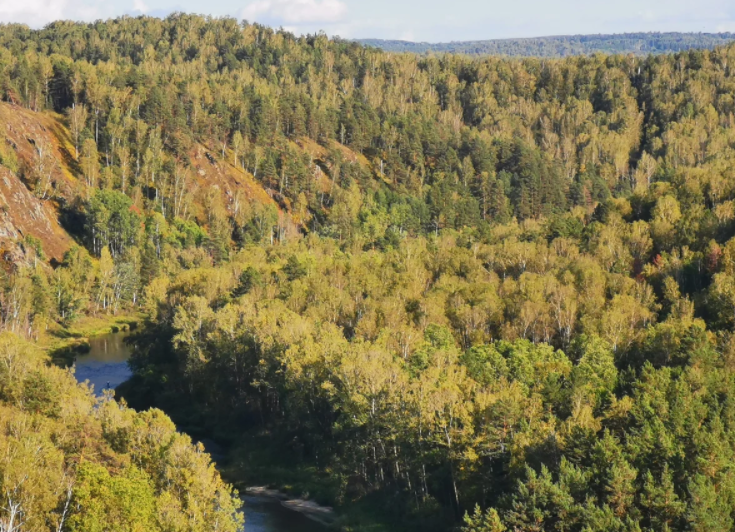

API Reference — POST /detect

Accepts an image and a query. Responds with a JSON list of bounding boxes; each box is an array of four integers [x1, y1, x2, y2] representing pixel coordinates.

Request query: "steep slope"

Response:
[[0, 102, 331, 261], [187, 143, 301, 239], [0, 102, 76, 261]]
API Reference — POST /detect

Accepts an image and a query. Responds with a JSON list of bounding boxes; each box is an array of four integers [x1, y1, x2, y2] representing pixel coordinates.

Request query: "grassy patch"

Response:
[[43, 312, 143, 365]]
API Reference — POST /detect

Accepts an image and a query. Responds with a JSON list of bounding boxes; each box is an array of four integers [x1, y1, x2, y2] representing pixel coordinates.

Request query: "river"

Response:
[[72, 331, 329, 532], [240, 496, 329, 532], [73, 332, 134, 396]]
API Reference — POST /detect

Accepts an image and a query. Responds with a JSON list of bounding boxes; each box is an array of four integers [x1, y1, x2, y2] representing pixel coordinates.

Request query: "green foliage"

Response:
[[0, 333, 243, 532], [462, 506, 505, 532], [118, 232, 735, 532], [86, 189, 141, 257], [0, 138, 19, 173], [571, 335, 618, 393], [460, 345, 509, 386], [7, 14, 735, 532], [68, 463, 158, 532], [173, 218, 208, 248]]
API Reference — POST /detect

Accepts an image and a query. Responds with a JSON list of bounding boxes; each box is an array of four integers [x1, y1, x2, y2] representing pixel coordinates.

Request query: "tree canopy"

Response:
[[3, 14, 735, 532]]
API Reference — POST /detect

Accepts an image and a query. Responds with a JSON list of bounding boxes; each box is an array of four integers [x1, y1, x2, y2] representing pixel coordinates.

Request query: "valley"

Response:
[[2, 13, 735, 532]]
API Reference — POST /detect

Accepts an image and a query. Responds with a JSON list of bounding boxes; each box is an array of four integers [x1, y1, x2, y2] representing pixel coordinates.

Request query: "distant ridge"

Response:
[[357, 32, 735, 57]]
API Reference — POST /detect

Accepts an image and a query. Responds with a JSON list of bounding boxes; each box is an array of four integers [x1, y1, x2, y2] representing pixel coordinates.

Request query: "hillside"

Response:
[[0, 102, 76, 261], [0, 332, 242, 532], [359, 31, 735, 57], [0, 98, 307, 263], [6, 14, 735, 532]]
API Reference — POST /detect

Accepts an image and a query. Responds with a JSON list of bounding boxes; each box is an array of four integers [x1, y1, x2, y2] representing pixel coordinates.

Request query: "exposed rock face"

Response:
[[0, 166, 73, 261], [0, 103, 76, 262], [0, 101, 328, 264]]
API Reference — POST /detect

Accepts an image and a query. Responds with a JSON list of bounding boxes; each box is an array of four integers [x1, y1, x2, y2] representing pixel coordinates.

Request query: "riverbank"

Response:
[[244, 487, 337, 527], [62, 321, 347, 531], [104, 322, 405, 532], [223, 431, 405, 532], [41, 313, 142, 366]]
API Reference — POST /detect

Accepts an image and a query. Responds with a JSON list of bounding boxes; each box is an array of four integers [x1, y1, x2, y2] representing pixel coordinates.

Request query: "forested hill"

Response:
[[8, 13, 735, 532], [359, 32, 735, 56]]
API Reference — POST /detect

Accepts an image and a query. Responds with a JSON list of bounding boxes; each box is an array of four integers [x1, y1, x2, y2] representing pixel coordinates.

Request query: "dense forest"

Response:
[[359, 32, 735, 57], [0, 332, 242, 531], [4, 12, 735, 532]]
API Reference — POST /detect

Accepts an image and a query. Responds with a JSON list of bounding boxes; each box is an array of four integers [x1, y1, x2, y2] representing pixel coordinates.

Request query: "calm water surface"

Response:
[[240, 496, 328, 532], [73, 332, 133, 396], [73, 333, 327, 532]]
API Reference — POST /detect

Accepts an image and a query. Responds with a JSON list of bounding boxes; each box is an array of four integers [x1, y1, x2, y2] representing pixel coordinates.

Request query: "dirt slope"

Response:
[[0, 101, 377, 263], [0, 103, 76, 261], [189, 144, 300, 239]]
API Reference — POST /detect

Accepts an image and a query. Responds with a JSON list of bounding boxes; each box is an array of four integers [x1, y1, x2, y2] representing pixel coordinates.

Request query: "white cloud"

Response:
[[0, 0, 102, 27], [242, 0, 347, 26], [132, 0, 149, 14], [0, 0, 70, 26]]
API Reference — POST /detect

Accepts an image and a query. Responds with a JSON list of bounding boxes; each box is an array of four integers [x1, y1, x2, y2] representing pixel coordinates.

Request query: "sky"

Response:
[[1, 0, 735, 42]]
